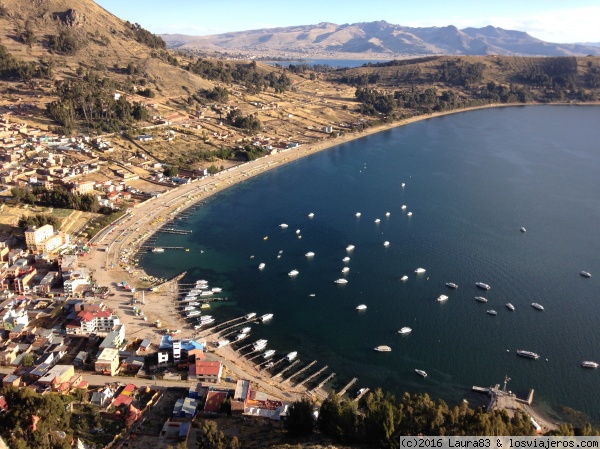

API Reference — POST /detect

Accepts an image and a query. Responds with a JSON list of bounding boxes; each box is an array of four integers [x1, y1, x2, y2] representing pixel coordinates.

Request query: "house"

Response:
[[2, 373, 21, 388], [91, 386, 115, 407], [203, 389, 229, 413], [37, 364, 74, 388], [112, 383, 136, 407], [136, 338, 152, 354], [191, 361, 222, 383], [172, 397, 199, 418], [95, 348, 120, 376]]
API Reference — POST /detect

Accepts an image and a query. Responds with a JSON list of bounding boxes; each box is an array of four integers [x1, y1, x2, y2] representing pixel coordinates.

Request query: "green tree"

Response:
[[285, 398, 315, 437], [21, 353, 34, 367]]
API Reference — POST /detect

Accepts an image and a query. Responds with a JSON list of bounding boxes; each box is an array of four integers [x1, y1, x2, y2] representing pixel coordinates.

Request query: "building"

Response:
[[1, 307, 28, 330], [37, 364, 75, 388], [99, 324, 125, 349], [38, 271, 58, 295], [66, 308, 121, 336], [24, 225, 54, 250], [95, 348, 120, 376], [192, 361, 222, 383]]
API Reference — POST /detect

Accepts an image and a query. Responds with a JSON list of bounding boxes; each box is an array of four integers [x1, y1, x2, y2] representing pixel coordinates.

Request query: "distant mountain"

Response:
[[161, 21, 600, 57]]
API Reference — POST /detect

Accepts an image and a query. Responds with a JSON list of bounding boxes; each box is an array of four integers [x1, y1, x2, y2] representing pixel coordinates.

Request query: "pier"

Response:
[[296, 365, 328, 388], [310, 372, 336, 396], [282, 360, 317, 384], [354, 387, 370, 402], [272, 360, 300, 379], [337, 377, 358, 397], [158, 228, 192, 234], [140, 246, 186, 250]]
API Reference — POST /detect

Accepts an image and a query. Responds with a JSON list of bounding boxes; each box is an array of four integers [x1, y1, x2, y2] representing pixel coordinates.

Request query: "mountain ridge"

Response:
[[160, 21, 600, 57]]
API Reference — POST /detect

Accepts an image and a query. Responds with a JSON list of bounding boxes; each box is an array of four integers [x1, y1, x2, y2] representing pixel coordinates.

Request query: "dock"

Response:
[[295, 365, 328, 388], [337, 377, 358, 397], [309, 372, 336, 396], [272, 360, 300, 379], [354, 387, 370, 402], [140, 246, 185, 250], [282, 360, 317, 384], [158, 228, 192, 234]]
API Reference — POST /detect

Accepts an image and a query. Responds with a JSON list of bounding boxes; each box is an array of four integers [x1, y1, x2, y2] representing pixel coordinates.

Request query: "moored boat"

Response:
[[506, 303, 515, 311], [517, 350, 540, 359], [342, 267, 350, 274], [437, 295, 449, 302], [475, 296, 488, 303], [486, 310, 497, 315], [253, 339, 268, 350], [581, 361, 599, 368], [580, 271, 592, 278], [258, 263, 266, 270], [400, 275, 409, 281], [407, 212, 413, 217], [476, 282, 491, 290], [398, 327, 412, 334], [240, 327, 251, 334], [305, 252, 315, 257], [531, 303, 544, 311], [374, 345, 391, 352], [343, 257, 351, 263], [263, 349, 276, 358], [355, 212, 361, 217], [383, 241, 390, 247], [286, 351, 298, 362], [244, 312, 257, 320], [520, 227, 526, 233], [235, 333, 249, 341], [152, 247, 165, 253], [401, 205, 407, 210], [260, 313, 273, 322], [446, 282, 458, 289], [356, 304, 367, 310], [415, 369, 427, 378], [346, 245, 355, 251], [334, 278, 348, 284], [374, 218, 381, 223], [279, 223, 288, 229], [414, 268, 426, 274], [308, 212, 315, 218], [288, 269, 299, 277]]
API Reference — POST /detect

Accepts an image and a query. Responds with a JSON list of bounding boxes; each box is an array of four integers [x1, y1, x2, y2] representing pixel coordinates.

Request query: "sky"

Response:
[[94, 0, 600, 44]]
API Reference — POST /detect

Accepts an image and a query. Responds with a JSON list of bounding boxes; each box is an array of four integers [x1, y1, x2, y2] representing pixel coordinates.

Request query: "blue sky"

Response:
[[95, 0, 599, 43]]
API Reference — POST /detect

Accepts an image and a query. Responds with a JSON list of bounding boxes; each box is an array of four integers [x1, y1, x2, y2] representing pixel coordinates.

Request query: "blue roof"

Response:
[[181, 339, 203, 351], [159, 335, 173, 349]]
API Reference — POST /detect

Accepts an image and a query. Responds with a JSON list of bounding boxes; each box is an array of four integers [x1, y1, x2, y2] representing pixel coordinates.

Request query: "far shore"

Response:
[[84, 101, 590, 416]]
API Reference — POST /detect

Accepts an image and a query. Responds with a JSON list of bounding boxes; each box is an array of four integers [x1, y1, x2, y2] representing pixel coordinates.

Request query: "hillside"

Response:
[[160, 21, 600, 58]]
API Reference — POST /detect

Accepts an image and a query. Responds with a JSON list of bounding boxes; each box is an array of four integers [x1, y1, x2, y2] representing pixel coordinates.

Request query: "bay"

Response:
[[141, 105, 600, 423]]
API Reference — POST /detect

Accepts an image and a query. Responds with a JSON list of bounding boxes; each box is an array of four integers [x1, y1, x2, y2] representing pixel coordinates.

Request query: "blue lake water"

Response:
[[141, 105, 600, 423]]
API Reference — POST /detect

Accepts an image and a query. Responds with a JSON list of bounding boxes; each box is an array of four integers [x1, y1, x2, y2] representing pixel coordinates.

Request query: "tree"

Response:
[[285, 398, 315, 437], [164, 166, 178, 177], [21, 353, 34, 367]]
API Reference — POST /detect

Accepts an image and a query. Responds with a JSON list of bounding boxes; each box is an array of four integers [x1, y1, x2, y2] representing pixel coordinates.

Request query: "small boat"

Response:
[[211, 287, 222, 293], [374, 345, 391, 352], [296, 229, 301, 234], [335, 279, 348, 284], [240, 327, 251, 334], [446, 282, 458, 289], [506, 303, 515, 311], [341, 267, 350, 274], [407, 212, 413, 217], [475, 296, 488, 303], [476, 282, 491, 290], [383, 241, 390, 247], [401, 183, 406, 188], [531, 303, 544, 311], [343, 256, 351, 263], [437, 295, 449, 302], [288, 270, 299, 277], [253, 339, 268, 350], [196, 280, 208, 285], [235, 333, 249, 341], [200, 291, 214, 296], [356, 304, 367, 310], [244, 312, 257, 320], [263, 236, 268, 240], [385, 212, 390, 217], [305, 252, 315, 257], [264, 361, 275, 369], [517, 350, 540, 359], [356, 388, 368, 398], [520, 227, 526, 233], [374, 218, 381, 223], [580, 271, 592, 278], [258, 263, 266, 270], [185, 310, 201, 317], [198, 317, 214, 326], [415, 369, 427, 378], [215, 339, 230, 348], [581, 361, 599, 369], [309, 293, 316, 297], [260, 313, 273, 322], [277, 255, 281, 259], [414, 268, 426, 274], [355, 212, 361, 217], [152, 247, 165, 253], [279, 223, 288, 229], [486, 310, 497, 315], [401, 205, 407, 210], [308, 212, 315, 218], [398, 327, 412, 334], [201, 303, 210, 309], [346, 245, 355, 252], [199, 315, 213, 322], [263, 349, 276, 358], [400, 275, 409, 281], [286, 351, 298, 361], [183, 306, 195, 311]]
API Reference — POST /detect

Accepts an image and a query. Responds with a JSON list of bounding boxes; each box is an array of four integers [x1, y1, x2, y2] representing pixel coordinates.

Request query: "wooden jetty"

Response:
[[158, 228, 192, 234], [337, 377, 358, 397], [310, 372, 336, 395], [355, 387, 370, 402], [296, 365, 328, 388], [140, 246, 185, 250], [282, 360, 317, 384], [272, 360, 300, 379], [259, 358, 284, 371]]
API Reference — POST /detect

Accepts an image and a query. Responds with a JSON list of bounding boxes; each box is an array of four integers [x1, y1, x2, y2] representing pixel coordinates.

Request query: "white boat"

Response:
[[400, 275, 409, 281], [308, 212, 315, 218], [401, 183, 406, 188], [296, 229, 301, 234], [183, 306, 195, 311], [244, 312, 257, 320], [356, 388, 368, 398], [260, 313, 274, 322], [279, 223, 288, 229], [263, 349, 276, 358], [346, 245, 355, 252], [199, 315, 213, 322], [414, 268, 426, 274], [277, 255, 281, 259], [374, 218, 381, 223], [407, 212, 413, 217], [211, 287, 222, 293], [520, 227, 526, 233], [264, 361, 275, 369], [475, 296, 488, 303], [356, 304, 367, 310], [446, 282, 458, 289], [437, 295, 449, 302], [305, 252, 315, 257], [343, 256, 351, 263], [385, 212, 391, 217], [476, 282, 491, 290], [355, 212, 361, 217], [401, 205, 407, 210], [581, 361, 599, 368], [341, 267, 350, 274], [506, 303, 515, 311], [188, 301, 200, 306], [486, 310, 497, 315], [152, 247, 165, 253], [200, 291, 214, 296], [240, 327, 251, 334], [199, 318, 215, 326], [288, 270, 299, 277], [517, 350, 540, 359], [415, 369, 427, 378], [580, 271, 592, 278], [185, 310, 201, 317], [286, 351, 298, 361], [235, 333, 249, 341], [215, 339, 230, 348], [531, 303, 544, 311], [335, 279, 348, 284], [383, 241, 390, 247], [196, 280, 208, 285], [374, 345, 391, 352], [398, 327, 412, 334], [258, 263, 266, 270], [253, 339, 268, 350]]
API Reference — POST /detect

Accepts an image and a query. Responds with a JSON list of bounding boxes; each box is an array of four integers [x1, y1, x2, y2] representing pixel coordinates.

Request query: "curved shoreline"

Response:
[[85, 102, 587, 420]]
